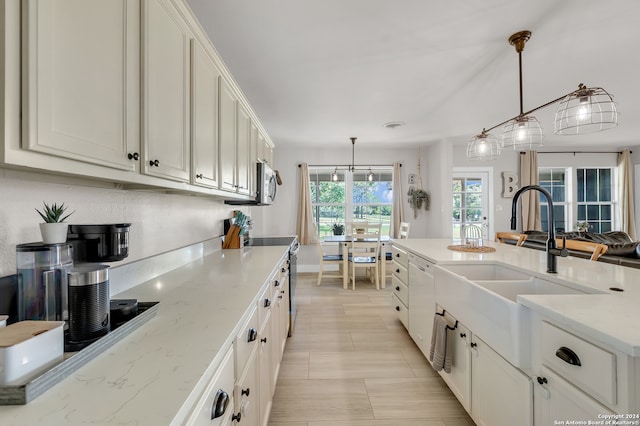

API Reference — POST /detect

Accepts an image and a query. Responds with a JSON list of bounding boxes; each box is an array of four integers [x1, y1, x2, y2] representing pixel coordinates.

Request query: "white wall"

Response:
[[0, 168, 245, 277], [452, 144, 520, 236], [261, 143, 443, 269]]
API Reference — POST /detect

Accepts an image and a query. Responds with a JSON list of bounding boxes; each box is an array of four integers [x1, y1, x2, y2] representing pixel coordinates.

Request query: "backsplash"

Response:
[[0, 168, 247, 277]]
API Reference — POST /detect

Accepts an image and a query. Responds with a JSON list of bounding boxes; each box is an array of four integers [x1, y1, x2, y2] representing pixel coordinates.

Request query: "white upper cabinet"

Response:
[[191, 39, 220, 189], [22, 0, 140, 171], [236, 104, 251, 196], [6, 0, 274, 198], [219, 77, 237, 192], [142, 0, 191, 182]]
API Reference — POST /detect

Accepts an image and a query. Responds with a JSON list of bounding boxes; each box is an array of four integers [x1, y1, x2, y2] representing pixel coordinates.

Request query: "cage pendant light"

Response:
[[554, 84, 618, 135], [467, 131, 501, 161], [501, 31, 543, 150]]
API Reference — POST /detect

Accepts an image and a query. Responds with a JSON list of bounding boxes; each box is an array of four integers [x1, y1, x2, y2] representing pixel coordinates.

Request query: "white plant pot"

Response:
[[39, 223, 69, 244]]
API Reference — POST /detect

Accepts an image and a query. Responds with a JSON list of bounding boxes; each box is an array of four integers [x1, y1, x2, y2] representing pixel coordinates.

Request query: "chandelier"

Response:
[[331, 137, 375, 181], [468, 30, 618, 161]]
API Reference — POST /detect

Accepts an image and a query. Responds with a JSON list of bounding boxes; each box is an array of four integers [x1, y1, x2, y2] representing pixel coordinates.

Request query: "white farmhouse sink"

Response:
[[473, 277, 584, 303], [434, 263, 592, 368], [438, 263, 530, 281]]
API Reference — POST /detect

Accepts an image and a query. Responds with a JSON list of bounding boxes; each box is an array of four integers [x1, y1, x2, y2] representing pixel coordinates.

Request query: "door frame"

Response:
[[452, 167, 494, 241]]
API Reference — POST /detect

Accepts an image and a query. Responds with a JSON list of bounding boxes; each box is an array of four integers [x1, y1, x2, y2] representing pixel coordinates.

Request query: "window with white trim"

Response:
[[539, 168, 569, 232], [576, 168, 614, 233], [309, 167, 393, 237], [537, 167, 615, 233]]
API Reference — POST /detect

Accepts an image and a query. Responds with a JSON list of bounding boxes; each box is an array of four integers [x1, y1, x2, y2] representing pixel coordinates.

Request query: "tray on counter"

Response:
[[0, 301, 159, 405]]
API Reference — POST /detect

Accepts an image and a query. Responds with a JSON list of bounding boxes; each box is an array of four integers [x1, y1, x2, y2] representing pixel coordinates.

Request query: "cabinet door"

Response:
[[186, 345, 235, 426], [258, 317, 272, 426], [269, 276, 286, 392], [471, 335, 532, 426], [440, 322, 471, 414], [236, 104, 251, 195], [408, 255, 435, 358], [219, 78, 237, 191], [235, 348, 259, 426], [142, 0, 190, 182], [278, 278, 290, 354], [534, 366, 614, 426], [23, 0, 140, 171], [249, 124, 259, 197], [191, 39, 220, 188]]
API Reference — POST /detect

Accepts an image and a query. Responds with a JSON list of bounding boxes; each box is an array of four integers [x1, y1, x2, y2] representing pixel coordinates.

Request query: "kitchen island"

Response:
[[0, 244, 290, 425], [392, 238, 640, 355], [391, 238, 640, 426]]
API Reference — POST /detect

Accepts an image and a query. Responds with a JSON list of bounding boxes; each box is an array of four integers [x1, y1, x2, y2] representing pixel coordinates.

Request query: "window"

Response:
[[452, 176, 483, 239], [539, 168, 569, 232], [310, 167, 393, 237], [536, 167, 615, 233], [577, 168, 613, 233]]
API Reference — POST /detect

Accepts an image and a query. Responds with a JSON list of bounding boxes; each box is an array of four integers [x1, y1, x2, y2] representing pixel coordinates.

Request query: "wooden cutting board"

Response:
[[0, 321, 64, 347]]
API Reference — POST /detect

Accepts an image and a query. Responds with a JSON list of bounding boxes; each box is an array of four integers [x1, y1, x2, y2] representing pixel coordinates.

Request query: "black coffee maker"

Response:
[[65, 264, 110, 351], [15, 224, 131, 351]]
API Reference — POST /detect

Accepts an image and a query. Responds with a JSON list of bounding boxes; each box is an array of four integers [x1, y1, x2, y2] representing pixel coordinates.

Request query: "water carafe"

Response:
[[16, 243, 74, 322]]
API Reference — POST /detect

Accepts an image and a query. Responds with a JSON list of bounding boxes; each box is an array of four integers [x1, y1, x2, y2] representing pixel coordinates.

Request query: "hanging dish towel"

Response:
[[429, 314, 452, 373]]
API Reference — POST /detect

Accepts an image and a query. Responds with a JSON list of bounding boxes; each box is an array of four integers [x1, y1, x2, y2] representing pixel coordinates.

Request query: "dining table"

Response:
[[322, 235, 392, 289]]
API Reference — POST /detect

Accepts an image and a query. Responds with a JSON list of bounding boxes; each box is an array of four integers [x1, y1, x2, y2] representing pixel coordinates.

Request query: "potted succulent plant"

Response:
[[332, 223, 344, 236], [36, 202, 74, 244]]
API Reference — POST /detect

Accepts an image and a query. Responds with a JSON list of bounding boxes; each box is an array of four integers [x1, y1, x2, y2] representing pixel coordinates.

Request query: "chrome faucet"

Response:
[[511, 185, 567, 273]]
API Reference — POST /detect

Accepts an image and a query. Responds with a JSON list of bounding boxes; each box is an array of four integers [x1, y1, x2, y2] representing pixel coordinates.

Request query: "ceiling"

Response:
[[186, 0, 639, 151]]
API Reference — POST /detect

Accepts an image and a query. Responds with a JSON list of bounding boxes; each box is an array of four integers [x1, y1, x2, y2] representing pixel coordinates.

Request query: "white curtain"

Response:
[[519, 151, 541, 231], [618, 150, 636, 240], [296, 163, 317, 245], [391, 162, 405, 238]]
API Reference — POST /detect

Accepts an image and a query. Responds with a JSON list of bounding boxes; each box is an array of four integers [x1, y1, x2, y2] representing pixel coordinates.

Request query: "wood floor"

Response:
[[268, 272, 475, 426]]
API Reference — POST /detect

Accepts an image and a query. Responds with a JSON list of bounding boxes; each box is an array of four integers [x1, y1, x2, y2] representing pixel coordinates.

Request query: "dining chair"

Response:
[[316, 239, 344, 285], [347, 223, 381, 290], [348, 221, 372, 236], [495, 231, 527, 246]]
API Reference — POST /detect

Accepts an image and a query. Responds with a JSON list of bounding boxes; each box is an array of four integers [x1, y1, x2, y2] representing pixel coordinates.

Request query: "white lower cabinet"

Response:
[[470, 334, 532, 426], [234, 347, 259, 425], [439, 321, 471, 414], [432, 313, 531, 425], [186, 345, 235, 425], [257, 283, 273, 426], [392, 244, 409, 329], [530, 315, 637, 425], [534, 366, 613, 425], [270, 265, 289, 390]]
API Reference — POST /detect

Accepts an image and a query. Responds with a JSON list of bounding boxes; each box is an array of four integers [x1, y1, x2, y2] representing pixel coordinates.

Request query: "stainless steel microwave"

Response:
[[225, 162, 277, 206], [256, 162, 277, 205]]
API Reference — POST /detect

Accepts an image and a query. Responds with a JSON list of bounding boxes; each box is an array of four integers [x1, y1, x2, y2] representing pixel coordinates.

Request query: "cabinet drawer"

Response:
[[391, 246, 408, 268], [392, 262, 408, 284], [541, 321, 616, 406], [186, 345, 235, 425], [392, 275, 408, 306], [234, 306, 259, 377], [392, 294, 408, 329], [257, 283, 272, 330]]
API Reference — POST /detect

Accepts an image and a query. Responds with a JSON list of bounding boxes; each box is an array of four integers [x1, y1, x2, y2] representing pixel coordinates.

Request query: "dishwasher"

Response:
[[407, 253, 436, 359]]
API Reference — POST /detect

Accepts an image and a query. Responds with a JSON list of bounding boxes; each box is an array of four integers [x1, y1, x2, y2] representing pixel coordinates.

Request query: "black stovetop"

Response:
[[249, 236, 297, 247]]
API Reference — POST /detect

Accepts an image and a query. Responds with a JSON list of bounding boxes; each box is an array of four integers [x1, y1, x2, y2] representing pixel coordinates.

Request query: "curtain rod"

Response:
[[520, 151, 631, 155], [298, 163, 401, 167]]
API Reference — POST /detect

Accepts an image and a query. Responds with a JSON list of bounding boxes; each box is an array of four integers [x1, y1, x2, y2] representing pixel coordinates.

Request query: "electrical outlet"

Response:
[[408, 173, 416, 185]]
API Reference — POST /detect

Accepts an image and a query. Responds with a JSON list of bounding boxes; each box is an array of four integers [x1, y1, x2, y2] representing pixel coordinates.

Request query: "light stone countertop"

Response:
[[0, 245, 289, 425], [392, 238, 640, 356]]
